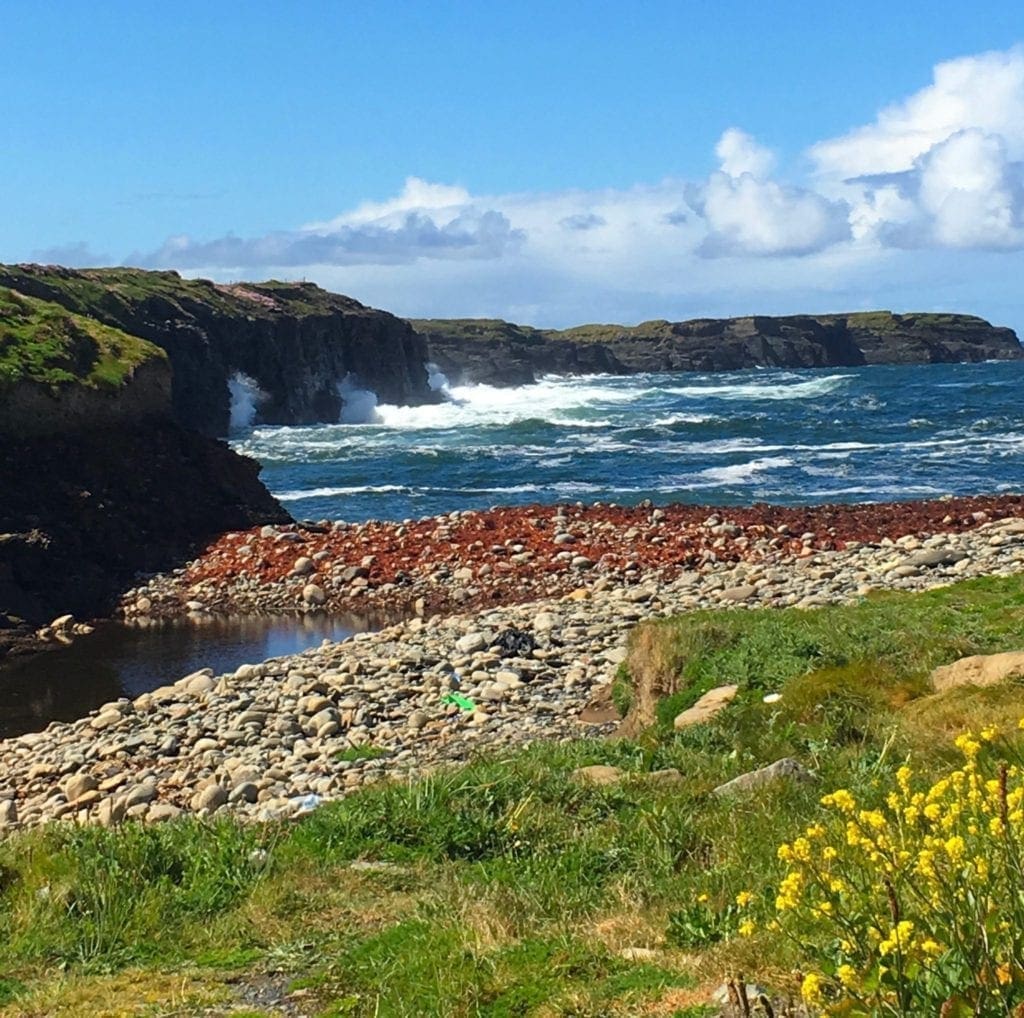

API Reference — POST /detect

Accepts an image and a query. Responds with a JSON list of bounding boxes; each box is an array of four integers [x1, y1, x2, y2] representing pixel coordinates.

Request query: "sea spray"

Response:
[[427, 362, 452, 394], [228, 371, 268, 431], [337, 374, 382, 424]]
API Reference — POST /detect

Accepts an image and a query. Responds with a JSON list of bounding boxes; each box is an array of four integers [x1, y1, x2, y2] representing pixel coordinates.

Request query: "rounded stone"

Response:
[[302, 583, 327, 605], [191, 785, 229, 812]]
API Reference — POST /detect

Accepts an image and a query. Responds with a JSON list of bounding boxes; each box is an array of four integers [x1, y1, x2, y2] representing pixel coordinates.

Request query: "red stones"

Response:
[[178, 494, 1024, 619]]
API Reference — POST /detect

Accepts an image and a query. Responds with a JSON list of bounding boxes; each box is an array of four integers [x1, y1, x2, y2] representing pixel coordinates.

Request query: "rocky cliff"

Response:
[[412, 311, 1024, 386], [0, 265, 436, 436], [0, 287, 289, 657]]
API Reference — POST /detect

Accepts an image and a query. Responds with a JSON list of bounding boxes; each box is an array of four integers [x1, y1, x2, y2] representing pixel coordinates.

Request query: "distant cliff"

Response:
[[0, 286, 288, 654], [0, 265, 436, 436], [411, 312, 1024, 386]]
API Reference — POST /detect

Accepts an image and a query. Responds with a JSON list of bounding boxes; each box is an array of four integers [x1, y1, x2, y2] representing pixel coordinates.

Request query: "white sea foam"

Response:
[[426, 362, 452, 394], [228, 371, 268, 431], [666, 374, 852, 401], [276, 484, 409, 501], [690, 455, 796, 486], [372, 377, 634, 430], [652, 412, 717, 426], [337, 375, 382, 424]]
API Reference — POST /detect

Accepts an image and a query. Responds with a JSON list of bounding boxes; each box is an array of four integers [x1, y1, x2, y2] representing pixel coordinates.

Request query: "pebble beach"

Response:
[[4, 493, 1024, 831]]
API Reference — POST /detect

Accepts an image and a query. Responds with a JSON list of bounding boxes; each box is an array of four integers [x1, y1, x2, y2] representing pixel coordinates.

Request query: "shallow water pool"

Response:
[[0, 612, 381, 739]]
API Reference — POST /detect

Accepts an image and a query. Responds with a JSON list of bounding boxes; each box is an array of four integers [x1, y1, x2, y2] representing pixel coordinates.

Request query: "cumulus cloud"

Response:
[[559, 212, 606, 231], [715, 128, 775, 179], [138, 177, 524, 269], [126, 46, 1024, 324], [812, 46, 1024, 178], [874, 129, 1024, 249], [813, 46, 1024, 251], [688, 130, 851, 257]]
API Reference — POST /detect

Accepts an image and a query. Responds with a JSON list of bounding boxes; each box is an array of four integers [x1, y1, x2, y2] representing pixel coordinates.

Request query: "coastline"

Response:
[[123, 492, 1024, 624], [2, 493, 1024, 832]]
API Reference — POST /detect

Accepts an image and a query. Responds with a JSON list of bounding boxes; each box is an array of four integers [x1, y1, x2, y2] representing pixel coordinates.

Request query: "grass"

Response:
[[0, 288, 163, 389], [0, 265, 364, 333], [2, 574, 1024, 1014], [624, 573, 1024, 739], [842, 310, 991, 331]]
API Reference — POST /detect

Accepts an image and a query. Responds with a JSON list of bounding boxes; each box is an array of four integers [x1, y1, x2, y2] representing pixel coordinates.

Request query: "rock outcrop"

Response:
[[0, 287, 289, 657], [0, 265, 436, 436], [412, 312, 1024, 386]]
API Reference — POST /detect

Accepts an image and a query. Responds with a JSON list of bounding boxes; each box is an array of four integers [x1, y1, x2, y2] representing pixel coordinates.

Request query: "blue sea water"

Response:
[[231, 361, 1024, 523]]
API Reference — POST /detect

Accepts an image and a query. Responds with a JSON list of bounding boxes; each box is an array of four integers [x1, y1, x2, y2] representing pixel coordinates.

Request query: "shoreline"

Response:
[[122, 492, 1024, 625], [2, 493, 1024, 831]]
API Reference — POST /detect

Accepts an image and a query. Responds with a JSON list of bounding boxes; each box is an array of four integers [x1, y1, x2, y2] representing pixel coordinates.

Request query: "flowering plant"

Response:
[[773, 724, 1024, 1016]]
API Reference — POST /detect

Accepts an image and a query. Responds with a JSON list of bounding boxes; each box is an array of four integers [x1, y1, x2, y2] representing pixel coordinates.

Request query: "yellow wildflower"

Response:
[[822, 789, 856, 812], [944, 835, 966, 861], [954, 732, 981, 759], [837, 964, 859, 988], [800, 973, 823, 1004]]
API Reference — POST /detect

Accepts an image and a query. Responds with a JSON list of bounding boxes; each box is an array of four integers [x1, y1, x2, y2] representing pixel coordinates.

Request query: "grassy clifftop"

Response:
[[413, 311, 1001, 345], [0, 287, 164, 390], [0, 265, 367, 325]]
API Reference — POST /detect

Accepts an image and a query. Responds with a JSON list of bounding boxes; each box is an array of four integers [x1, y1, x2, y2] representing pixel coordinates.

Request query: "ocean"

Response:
[[230, 361, 1024, 523]]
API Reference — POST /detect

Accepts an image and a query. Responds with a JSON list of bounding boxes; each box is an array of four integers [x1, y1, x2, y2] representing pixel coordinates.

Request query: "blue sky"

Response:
[[4, 1, 1024, 329]]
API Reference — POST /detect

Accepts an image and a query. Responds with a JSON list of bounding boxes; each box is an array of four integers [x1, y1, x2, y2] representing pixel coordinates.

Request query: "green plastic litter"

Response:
[[441, 692, 476, 711]]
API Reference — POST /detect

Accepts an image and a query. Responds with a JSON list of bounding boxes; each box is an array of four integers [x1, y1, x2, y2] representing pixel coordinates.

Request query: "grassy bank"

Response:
[[3, 575, 1024, 1016], [0, 288, 162, 390]]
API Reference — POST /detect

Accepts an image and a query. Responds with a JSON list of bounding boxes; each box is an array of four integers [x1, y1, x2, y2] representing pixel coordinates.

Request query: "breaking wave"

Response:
[[228, 361, 1024, 521]]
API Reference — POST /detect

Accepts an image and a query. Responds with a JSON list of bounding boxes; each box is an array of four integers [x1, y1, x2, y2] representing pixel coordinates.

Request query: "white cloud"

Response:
[[689, 130, 851, 257], [715, 128, 775, 179], [911, 129, 1024, 248], [812, 46, 1024, 178], [129, 46, 1024, 326], [812, 47, 1024, 253], [29, 241, 112, 266], [307, 177, 473, 229], [692, 174, 850, 258], [139, 177, 524, 269]]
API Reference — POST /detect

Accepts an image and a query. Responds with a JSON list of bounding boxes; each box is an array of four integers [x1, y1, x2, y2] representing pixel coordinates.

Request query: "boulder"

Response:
[[302, 583, 326, 606], [191, 785, 228, 812], [570, 765, 624, 786], [97, 796, 127, 828], [455, 632, 487, 654], [64, 772, 98, 802], [720, 584, 758, 602], [930, 651, 1024, 692], [673, 684, 739, 729], [712, 758, 816, 797]]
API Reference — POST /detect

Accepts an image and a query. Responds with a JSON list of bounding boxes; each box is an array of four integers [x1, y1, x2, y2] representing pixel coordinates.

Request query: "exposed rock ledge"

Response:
[[411, 312, 1024, 386], [0, 264, 437, 436]]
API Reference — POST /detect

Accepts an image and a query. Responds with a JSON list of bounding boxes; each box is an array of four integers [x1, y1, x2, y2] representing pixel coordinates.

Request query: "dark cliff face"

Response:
[[0, 266, 436, 436], [833, 312, 1023, 364], [0, 421, 289, 646], [412, 312, 1024, 386], [0, 282, 290, 656]]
